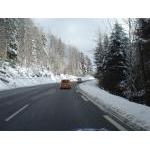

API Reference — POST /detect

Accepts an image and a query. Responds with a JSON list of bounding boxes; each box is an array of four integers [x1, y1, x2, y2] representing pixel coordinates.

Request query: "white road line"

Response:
[[81, 95, 88, 101], [5, 104, 29, 122], [103, 115, 127, 131]]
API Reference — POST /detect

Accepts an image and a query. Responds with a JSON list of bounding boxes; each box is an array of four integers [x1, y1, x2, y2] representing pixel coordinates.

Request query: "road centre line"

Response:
[[5, 104, 29, 122]]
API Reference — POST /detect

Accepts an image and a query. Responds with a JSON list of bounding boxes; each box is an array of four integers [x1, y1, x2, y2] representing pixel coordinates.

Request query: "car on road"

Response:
[[77, 78, 82, 83], [60, 79, 71, 89]]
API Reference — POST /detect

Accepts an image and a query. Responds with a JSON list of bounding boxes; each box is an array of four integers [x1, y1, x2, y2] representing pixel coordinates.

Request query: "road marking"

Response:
[[103, 115, 127, 131], [81, 95, 88, 101], [5, 104, 29, 122]]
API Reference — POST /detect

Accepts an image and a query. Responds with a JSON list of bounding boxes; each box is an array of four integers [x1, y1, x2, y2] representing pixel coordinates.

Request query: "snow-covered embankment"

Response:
[[0, 62, 77, 91], [0, 62, 56, 91], [78, 80, 150, 130]]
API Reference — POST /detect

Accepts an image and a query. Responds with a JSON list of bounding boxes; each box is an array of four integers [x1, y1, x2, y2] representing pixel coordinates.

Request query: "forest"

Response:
[[94, 19, 150, 106], [0, 18, 93, 76]]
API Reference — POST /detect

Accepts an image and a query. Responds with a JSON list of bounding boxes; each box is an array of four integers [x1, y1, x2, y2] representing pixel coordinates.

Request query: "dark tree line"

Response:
[[94, 19, 150, 106], [135, 19, 150, 105]]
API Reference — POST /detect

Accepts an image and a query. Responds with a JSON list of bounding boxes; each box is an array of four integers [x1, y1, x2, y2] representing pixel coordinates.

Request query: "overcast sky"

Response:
[[33, 18, 120, 58]]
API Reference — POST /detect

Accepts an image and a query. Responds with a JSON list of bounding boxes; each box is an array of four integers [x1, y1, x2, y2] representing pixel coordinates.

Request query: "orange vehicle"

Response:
[[60, 79, 71, 89]]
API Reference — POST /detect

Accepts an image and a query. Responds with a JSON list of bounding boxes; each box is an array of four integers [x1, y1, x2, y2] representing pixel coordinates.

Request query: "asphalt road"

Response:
[[0, 83, 128, 131]]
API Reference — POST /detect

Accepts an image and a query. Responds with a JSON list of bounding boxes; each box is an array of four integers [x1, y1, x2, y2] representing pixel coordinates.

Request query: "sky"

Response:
[[33, 18, 117, 58]]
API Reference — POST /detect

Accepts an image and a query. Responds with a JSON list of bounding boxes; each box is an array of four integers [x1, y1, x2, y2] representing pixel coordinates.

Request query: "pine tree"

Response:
[[85, 56, 93, 74], [94, 33, 109, 86], [101, 34, 109, 72], [103, 23, 129, 95], [79, 52, 86, 75], [94, 33, 104, 79], [136, 18, 150, 105]]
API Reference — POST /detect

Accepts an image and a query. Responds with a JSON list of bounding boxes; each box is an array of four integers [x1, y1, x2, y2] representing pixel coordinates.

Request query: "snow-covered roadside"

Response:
[[78, 80, 150, 130], [0, 74, 78, 91], [0, 77, 56, 91], [0, 62, 77, 91]]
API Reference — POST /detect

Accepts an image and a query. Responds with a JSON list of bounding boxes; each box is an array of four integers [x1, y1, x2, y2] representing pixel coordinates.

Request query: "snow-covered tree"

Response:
[[79, 52, 87, 75], [94, 33, 109, 86], [85, 56, 93, 74], [136, 18, 150, 105], [103, 23, 129, 95], [94, 33, 104, 78], [0, 18, 92, 76]]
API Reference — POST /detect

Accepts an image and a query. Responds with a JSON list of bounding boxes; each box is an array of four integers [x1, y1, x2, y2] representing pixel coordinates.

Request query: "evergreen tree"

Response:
[[103, 23, 129, 95], [136, 18, 150, 105], [79, 52, 86, 75], [101, 34, 109, 72], [94, 33, 104, 79], [94, 33, 109, 86], [85, 56, 93, 74]]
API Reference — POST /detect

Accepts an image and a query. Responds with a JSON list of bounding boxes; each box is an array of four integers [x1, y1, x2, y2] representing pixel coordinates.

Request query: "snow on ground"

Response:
[[79, 80, 150, 130], [0, 66, 56, 91], [0, 61, 77, 91], [80, 75, 95, 81], [55, 74, 78, 82]]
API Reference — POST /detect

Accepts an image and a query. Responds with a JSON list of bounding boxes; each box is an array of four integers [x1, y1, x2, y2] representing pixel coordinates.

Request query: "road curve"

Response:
[[0, 83, 126, 131]]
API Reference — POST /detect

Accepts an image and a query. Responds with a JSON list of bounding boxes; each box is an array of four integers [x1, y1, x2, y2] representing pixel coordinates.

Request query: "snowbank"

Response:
[[80, 75, 95, 81], [0, 69, 56, 91], [79, 80, 150, 130], [0, 61, 77, 91]]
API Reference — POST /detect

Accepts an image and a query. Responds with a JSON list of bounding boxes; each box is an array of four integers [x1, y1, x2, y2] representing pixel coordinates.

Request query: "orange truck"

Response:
[[60, 79, 71, 89]]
